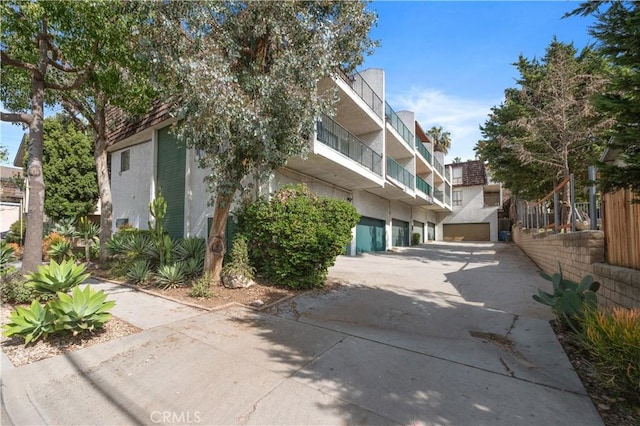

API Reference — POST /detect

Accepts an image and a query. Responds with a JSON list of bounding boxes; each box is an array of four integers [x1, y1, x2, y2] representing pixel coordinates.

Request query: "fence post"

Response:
[[553, 192, 559, 233], [588, 165, 597, 230], [570, 174, 576, 232]]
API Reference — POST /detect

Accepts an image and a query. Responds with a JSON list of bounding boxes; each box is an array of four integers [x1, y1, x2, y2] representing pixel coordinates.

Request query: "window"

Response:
[[483, 191, 501, 207], [452, 167, 463, 185], [115, 218, 129, 228], [453, 190, 463, 206], [120, 149, 130, 172]]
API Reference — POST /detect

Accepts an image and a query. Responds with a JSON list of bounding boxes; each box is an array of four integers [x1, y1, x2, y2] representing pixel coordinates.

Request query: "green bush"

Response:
[[25, 259, 90, 295], [579, 307, 640, 403], [126, 260, 153, 284], [48, 239, 74, 262], [222, 235, 255, 280], [1, 240, 16, 275], [237, 184, 359, 289], [188, 274, 214, 298], [156, 263, 186, 289], [411, 232, 421, 246], [0, 271, 38, 304]]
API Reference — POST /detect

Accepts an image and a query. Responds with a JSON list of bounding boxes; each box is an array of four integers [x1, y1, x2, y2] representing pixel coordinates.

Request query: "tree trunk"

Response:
[[22, 80, 45, 273], [94, 108, 113, 263], [204, 194, 233, 283]]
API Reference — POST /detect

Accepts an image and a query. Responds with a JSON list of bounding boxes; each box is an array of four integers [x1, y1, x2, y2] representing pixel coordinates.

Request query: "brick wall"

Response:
[[513, 227, 639, 309]]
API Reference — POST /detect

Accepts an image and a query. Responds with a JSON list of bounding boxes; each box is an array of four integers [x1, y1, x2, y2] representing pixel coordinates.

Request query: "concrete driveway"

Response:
[[1, 242, 602, 425]]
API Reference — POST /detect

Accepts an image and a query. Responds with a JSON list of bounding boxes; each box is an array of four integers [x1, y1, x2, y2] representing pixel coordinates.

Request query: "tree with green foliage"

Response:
[[428, 126, 452, 155], [40, 115, 98, 221], [568, 1, 640, 196], [1, 1, 125, 272], [0, 144, 8, 163], [476, 39, 611, 201], [147, 1, 377, 282]]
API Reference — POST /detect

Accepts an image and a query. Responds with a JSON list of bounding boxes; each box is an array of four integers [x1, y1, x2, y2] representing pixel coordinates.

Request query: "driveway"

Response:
[[1, 242, 602, 425]]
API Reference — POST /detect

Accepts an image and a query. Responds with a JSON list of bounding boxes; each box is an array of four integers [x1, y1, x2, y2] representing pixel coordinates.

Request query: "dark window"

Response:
[[120, 149, 130, 172]]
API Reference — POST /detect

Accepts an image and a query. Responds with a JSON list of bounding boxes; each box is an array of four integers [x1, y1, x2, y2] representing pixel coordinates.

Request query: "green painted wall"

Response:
[[157, 127, 186, 239]]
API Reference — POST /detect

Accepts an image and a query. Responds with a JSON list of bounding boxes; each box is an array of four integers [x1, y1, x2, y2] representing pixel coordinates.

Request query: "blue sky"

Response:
[[0, 1, 596, 166], [362, 0, 597, 162]]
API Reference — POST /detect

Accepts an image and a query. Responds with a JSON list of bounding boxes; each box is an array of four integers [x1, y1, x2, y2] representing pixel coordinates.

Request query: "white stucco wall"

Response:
[[111, 141, 155, 232], [442, 185, 499, 241], [0, 203, 21, 233]]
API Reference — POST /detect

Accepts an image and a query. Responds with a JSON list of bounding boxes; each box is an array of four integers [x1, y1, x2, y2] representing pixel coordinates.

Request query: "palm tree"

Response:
[[428, 126, 452, 155]]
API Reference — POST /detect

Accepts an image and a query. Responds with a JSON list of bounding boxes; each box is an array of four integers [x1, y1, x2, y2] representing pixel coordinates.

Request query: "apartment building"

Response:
[[107, 69, 453, 254], [441, 160, 503, 242]]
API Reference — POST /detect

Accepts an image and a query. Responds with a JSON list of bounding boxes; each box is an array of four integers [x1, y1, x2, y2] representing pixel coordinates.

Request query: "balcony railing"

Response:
[[434, 157, 444, 175], [338, 70, 383, 119], [434, 189, 444, 203], [386, 156, 415, 189], [416, 176, 431, 196], [385, 102, 414, 149], [316, 115, 383, 176], [415, 136, 432, 164], [445, 189, 451, 206]]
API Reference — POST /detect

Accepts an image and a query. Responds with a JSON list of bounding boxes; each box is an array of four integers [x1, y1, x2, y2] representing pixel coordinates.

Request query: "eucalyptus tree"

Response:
[[1, 1, 102, 272], [148, 1, 378, 281], [428, 126, 452, 155]]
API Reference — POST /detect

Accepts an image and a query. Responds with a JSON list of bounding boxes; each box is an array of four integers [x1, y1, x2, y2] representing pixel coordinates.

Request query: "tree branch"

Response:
[[47, 57, 85, 73], [1, 51, 42, 76], [1, 111, 33, 125], [61, 96, 97, 132], [44, 68, 92, 91]]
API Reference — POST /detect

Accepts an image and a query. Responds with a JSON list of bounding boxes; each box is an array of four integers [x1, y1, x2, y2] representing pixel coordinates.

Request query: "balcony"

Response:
[[433, 157, 444, 176], [339, 71, 383, 119], [385, 102, 414, 151], [416, 176, 431, 196], [415, 136, 432, 164], [434, 189, 444, 203], [316, 115, 382, 175], [387, 156, 414, 190]]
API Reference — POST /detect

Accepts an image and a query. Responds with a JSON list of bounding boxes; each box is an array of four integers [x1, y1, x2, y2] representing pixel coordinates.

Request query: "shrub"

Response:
[[188, 274, 214, 298], [174, 237, 206, 263], [222, 235, 255, 280], [532, 264, 599, 333], [155, 263, 186, 289], [7, 242, 23, 260], [51, 218, 76, 239], [25, 259, 90, 295], [411, 232, 421, 246], [1, 240, 16, 275], [42, 232, 68, 260], [579, 307, 640, 403], [0, 271, 38, 304], [126, 260, 153, 284], [237, 184, 359, 289], [180, 258, 204, 280], [48, 239, 74, 262], [48, 285, 115, 334], [5, 217, 26, 244], [2, 300, 56, 345]]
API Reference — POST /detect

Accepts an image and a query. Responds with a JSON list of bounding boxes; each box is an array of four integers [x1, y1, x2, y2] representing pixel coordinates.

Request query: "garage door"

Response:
[[443, 223, 490, 241], [427, 222, 436, 241], [356, 217, 386, 253], [392, 218, 410, 247], [413, 220, 424, 244]]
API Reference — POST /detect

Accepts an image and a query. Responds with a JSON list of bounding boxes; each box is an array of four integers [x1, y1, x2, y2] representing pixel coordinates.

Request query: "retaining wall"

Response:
[[513, 227, 639, 309]]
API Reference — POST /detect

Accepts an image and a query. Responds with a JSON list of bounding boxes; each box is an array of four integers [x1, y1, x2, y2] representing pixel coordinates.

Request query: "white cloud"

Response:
[[388, 88, 499, 162]]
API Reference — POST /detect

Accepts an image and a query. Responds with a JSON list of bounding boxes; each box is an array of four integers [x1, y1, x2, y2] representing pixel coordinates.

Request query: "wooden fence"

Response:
[[602, 189, 640, 270]]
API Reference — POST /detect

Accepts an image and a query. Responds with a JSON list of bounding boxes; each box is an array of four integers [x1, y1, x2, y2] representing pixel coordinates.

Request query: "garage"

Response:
[[412, 220, 424, 244], [443, 223, 490, 241], [392, 218, 410, 247], [356, 216, 386, 253]]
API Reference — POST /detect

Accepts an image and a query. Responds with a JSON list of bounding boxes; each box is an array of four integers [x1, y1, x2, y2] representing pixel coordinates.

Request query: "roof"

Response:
[[414, 121, 432, 143], [446, 160, 487, 187], [106, 99, 173, 146]]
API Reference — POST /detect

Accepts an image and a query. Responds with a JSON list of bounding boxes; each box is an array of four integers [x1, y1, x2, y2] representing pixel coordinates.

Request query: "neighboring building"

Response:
[[441, 160, 503, 242], [107, 69, 454, 254], [0, 165, 24, 234]]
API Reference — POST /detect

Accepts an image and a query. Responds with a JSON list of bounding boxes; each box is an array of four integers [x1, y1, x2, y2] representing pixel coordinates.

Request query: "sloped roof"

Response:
[[106, 99, 173, 146], [446, 160, 487, 187]]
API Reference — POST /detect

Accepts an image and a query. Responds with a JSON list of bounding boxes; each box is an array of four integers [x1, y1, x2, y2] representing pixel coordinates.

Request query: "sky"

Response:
[[0, 1, 598, 166]]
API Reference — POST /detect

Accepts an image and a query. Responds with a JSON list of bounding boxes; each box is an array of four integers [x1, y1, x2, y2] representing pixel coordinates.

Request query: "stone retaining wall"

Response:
[[513, 227, 639, 309]]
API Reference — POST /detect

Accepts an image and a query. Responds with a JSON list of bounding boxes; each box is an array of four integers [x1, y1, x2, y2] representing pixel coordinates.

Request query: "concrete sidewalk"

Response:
[[1, 243, 603, 425]]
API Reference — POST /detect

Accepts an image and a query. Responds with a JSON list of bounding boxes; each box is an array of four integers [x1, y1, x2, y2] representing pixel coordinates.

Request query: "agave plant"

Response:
[[155, 263, 186, 290], [51, 218, 77, 239], [25, 259, 90, 295], [126, 259, 153, 284], [105, 233, 129, 257], [180, 258, 204, 279], [48, 239, 74, 262], [76, 217, 100, 262], [48, 285, 115, 334], [2, 300, 56, 344], [174, 237, 206, 263], [123, 233, 154, 260], [1, 240, 16, 275]]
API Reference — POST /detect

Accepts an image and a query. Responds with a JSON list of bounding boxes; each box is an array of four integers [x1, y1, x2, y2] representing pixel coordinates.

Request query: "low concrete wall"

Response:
[[513, 227, 639, 309]]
